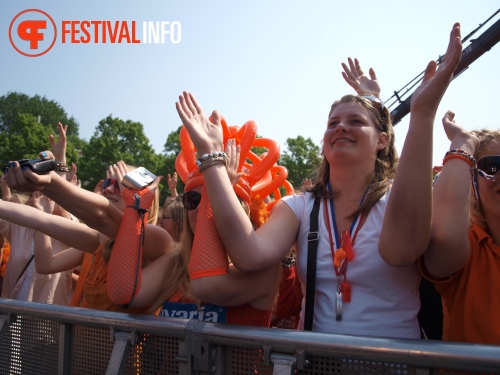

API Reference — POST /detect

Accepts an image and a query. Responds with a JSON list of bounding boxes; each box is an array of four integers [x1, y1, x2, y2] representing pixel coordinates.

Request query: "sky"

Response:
[[1, 1, 499, 169]]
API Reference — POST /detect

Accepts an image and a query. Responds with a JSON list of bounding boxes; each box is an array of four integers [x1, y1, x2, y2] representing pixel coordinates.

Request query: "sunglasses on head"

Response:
[[183, 191, 201, 210], [476, 156, 500, 181], [360, 95, 385, 117], [101, 178, 120, 192]]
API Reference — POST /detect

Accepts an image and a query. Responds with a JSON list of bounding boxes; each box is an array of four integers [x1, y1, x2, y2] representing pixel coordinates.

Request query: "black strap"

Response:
[[13, 255, 34, 291], [304, 198, 320, 331]]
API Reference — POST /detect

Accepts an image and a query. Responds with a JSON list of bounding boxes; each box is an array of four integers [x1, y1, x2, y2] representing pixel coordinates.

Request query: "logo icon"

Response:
[[9, 9, 57, 57]]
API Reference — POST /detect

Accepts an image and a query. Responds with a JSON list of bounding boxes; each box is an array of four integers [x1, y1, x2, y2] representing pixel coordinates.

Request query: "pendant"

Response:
[[342, 230, 355, 262], [333, 247, 346, 268], [341, 280, 351, 302], [335, 285, 343, 321]]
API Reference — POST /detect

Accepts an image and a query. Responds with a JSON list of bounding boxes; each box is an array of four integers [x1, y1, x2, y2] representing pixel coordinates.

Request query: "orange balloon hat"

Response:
[[175, 116, 294, 211]]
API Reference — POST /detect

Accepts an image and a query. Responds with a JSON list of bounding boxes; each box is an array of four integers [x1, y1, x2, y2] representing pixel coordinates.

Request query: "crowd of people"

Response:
[[0, 22, 498, 345]]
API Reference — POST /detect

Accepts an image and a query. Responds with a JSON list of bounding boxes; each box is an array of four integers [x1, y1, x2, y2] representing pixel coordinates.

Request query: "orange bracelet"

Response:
[[443, 149, 476, 167]]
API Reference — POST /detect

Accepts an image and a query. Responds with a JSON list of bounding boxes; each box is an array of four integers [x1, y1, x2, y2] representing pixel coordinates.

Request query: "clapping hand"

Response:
[[341, 57, 381, 97]]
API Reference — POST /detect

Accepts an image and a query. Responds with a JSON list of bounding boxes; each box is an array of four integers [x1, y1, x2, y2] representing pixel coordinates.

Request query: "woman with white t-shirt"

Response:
[[174, 23, 462, 338]]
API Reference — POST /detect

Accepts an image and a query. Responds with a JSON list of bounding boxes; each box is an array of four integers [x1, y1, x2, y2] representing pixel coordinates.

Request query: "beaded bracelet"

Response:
[[196, 152, 227, 167], [198, 157, 227, 173], [55, 162, 69, 173], [442, 149, 476, 168]]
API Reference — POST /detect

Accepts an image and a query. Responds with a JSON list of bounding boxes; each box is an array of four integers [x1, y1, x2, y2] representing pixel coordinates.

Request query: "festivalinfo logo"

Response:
[[9, 9, 182, 57]]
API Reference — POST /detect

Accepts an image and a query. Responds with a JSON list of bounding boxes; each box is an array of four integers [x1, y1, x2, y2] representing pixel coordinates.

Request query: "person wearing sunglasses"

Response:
[[416, 109, 500, 344], [145, 138, 282, 327], [175, 23, 462, 338], [159, 195, 185, 242]]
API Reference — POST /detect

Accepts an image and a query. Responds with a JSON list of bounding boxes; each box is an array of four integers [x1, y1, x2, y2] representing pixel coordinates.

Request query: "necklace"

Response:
[[325, 183, 369, 321]]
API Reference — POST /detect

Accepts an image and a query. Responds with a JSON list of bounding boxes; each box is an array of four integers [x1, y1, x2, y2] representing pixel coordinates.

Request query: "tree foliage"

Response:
[[0, 92, 79, 136], [0, 92, 82, 166], [279, 136, 321, 189], [78, 115, 163, 190]]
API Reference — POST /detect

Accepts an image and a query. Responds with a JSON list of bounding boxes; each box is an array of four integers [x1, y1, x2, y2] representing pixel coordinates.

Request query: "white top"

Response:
[[283, 188, 421, 339], [0, 219, 73, 306], [1, 223, 35, 300]]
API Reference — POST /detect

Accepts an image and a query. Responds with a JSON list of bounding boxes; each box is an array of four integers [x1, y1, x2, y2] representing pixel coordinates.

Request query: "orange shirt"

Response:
[[424, 224, 500, 344], [0, 242, 10, 278]]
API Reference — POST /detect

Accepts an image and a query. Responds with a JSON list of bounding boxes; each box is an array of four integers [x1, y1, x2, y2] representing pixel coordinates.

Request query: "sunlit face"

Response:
[[324, 102, 386, 165], [476, 139, 500, 221], [187, 186, 202, 234], [100, 178, 126, 212]]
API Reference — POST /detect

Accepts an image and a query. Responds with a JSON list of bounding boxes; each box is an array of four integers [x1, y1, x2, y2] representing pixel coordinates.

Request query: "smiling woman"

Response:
[[173, 22, 462, 338]]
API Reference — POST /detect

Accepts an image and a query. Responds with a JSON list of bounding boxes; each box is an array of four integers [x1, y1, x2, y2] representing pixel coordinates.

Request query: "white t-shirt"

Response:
[[283, 189, 421, 339]]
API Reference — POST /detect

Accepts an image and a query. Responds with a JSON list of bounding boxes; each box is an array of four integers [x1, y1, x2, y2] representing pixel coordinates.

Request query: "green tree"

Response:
[[78, 115, 164, 190], [0, 113, 54, 164], [0, 92, 80, 137], [279, 136, 321, 189], [0, 92, 84, 166]]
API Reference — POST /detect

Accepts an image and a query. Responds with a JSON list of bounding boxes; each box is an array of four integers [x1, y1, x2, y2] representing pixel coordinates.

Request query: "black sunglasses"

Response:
[[101, 178, 120, 192], [183, 191, 202, 210], [476, 156, 500, 181]]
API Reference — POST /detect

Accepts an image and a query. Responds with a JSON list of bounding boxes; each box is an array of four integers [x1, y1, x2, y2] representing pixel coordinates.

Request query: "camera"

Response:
[[3, 158, 57, 175], [122, 167, 157, 190]]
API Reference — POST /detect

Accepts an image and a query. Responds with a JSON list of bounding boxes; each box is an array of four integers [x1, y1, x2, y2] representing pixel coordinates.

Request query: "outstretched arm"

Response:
[[175, 92, 297, 271], [0, 196, 101, 253], [379, 23, 462, 266], [4, 152, 123, 239], [423, 111, 478, 278], [341, 57, 381, 97]]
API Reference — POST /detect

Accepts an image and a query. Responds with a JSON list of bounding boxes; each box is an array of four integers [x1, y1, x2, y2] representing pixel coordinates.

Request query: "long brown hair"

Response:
[[163, 195, 185, 242], [306, 94, 397, 219]]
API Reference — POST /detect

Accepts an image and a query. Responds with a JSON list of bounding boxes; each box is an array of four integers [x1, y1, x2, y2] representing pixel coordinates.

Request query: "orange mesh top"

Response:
[[83, 244, 151, 314]]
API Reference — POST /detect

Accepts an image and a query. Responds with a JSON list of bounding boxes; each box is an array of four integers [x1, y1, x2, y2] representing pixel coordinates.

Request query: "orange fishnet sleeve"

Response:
[[107, 188, 154, 306], [188, 185, 229, 280]]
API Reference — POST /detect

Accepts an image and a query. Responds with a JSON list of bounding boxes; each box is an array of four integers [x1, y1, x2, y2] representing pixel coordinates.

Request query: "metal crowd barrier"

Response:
[[0, 299, 499, 375]]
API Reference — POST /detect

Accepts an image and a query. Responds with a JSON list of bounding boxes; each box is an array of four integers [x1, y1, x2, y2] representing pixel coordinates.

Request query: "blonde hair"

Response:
[[150, 197, 255, 310], [307, 95, 397, 219], [163, 196, 185, 242], [469, 129, 500, 230]]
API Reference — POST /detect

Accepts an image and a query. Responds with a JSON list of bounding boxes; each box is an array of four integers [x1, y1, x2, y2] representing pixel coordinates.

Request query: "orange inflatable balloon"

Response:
[[176, 114, 293, 210]]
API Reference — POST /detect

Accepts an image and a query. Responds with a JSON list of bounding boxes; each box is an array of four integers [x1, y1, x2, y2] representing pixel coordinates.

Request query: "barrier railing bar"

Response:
[[106, 331, 132, 375], [58, 322, 73, 375], [1, 299, 500, 374]]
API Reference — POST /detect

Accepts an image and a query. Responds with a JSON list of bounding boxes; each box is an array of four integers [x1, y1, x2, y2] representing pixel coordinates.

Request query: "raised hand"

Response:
[[410, 23, 462, 117], [112, 161, 163, 195], [1, 176, 13, 202], [29, 191, 55, 214], [225, 138, 242, 185], [167, 172, 178, 197], [341, 57, 381, 97], [66, 162, 80, 187], [175, 92, 223, 155], [4, 150, 56, 192], [442, 110, 479, 150], [50, 122, 68, 162]]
